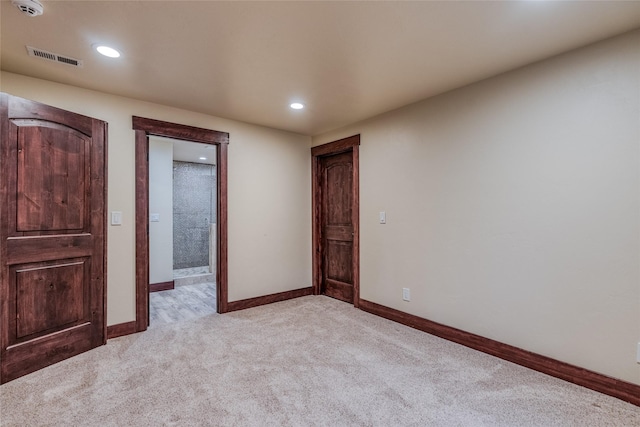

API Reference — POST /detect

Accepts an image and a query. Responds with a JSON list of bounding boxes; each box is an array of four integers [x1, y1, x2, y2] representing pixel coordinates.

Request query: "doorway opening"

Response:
[[148, 136, 218, 325], [132, 116, 229, 334]]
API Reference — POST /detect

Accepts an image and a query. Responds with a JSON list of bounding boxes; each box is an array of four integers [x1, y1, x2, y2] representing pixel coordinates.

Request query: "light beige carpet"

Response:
[[1, 296, 639, 426]]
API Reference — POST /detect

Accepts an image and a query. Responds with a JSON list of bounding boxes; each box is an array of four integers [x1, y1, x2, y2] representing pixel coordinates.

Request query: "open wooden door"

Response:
[[0, 94, 107, 383]]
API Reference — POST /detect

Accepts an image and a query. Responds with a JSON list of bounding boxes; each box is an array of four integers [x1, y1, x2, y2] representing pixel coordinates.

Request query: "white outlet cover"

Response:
[[402, 288, 410, 301], [150, 213, 160, 222], [637, 342, 640, 363]]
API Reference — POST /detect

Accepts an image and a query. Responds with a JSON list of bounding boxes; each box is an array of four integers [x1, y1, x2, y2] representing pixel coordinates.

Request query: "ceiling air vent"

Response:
[[26, 46, 83, 68]]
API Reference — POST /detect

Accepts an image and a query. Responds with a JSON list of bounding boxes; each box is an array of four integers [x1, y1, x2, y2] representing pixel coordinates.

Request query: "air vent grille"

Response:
[[26, 46, 83, 68]]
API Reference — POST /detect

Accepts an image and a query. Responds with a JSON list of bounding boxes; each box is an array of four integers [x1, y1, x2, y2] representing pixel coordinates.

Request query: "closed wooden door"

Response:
[[0, 94, 107, 383], [312, 135, 360, 305]]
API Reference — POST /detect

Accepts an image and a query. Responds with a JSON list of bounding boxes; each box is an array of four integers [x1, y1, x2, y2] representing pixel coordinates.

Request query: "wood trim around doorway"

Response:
[[311, 135, 360, 308], [132, 117, 230, 334], [226, 287, 313, 312], [149, 280, 175, 293]]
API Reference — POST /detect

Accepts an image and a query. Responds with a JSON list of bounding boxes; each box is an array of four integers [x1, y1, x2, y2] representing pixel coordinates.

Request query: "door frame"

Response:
[[132, 117, 229, 333], [311, 134, 360, 307]]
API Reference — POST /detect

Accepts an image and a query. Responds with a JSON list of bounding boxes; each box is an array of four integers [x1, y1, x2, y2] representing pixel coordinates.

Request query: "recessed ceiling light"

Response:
[[290, 103, 304, 110], [95, 45, 120, 58], [199, 157, 207, 160]]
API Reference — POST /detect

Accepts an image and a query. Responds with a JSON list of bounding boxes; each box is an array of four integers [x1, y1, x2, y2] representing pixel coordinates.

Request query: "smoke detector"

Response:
[[12, 0, 43, 17]]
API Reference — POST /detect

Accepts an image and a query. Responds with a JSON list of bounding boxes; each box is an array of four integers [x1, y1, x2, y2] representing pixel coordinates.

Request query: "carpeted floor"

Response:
[[1, 295, 639, 426]]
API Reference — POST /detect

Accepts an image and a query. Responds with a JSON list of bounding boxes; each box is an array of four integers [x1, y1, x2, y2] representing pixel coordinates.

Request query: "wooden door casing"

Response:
[[132, 116, 229, 327], [312, 135, 360, 306], [0, 94, 107, 383]]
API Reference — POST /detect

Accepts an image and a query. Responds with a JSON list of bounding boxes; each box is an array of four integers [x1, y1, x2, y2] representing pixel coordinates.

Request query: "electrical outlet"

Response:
[[637, 342, 640, 363], [402, 288, 410, 301]]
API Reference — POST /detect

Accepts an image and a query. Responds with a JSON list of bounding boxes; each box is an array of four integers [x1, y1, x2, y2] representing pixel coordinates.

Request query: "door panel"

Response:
[[319, 150, 356, 303], [17, 123, 88, 232], [14, 259, 88, 340], [0, 93, 106, 383], [326, 241, 353, 284], [325, 158, 352, 224], [324, 240, 354, 302]]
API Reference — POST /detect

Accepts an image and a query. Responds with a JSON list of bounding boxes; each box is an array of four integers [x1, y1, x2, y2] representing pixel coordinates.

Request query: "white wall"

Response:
[[1, 71, 312, 325], [148, 137, 174, 284], [313, 30, 640, 385]]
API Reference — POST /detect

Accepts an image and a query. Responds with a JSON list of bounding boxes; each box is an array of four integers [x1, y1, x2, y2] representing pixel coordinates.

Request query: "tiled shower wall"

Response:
[[173, 161, 216, 269]]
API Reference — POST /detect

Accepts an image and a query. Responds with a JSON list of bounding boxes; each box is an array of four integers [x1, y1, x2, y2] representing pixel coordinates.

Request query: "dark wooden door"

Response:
[[314, 135, 359, 305], [0, 94, 107, 383]]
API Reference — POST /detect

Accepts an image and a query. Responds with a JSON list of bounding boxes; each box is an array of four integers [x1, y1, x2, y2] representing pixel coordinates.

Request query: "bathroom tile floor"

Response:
[[149, 281, 217, 326]]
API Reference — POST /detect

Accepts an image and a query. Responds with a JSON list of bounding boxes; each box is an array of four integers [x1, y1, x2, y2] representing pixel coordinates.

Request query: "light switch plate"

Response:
[[111, 211, 122, 226], [150, 213, 160, 222], [379, 211, 386, 224]]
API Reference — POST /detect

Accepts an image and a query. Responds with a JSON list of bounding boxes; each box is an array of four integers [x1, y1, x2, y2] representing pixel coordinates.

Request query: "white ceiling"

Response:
[[2, 1, 640, 136], [150, 135, 217, 166]]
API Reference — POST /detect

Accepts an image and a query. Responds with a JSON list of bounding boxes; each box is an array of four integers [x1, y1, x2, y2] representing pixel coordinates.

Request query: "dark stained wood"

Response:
[[1, 323, 94, 383], [134, 129, 149, 333], [90, 118, 108, 348], [0, 93, 107, 384], [312, 135, 360, 305], [352, 145, 360, 308], [13, 259, 87, 339], [0, 95, 8, 382], [15, 123, 88, 232], [226, 287, 313, 313], [325, 237, 352, 276], [132, 116, 228, 145], [324, 278, 353, 302], [358, 299, 640, 407], [321, 151, 354, 302], [7, 234, 92, 264], [217, 142, 229, 313], [9, 95, 93, 137], [324, 225, 353, 241], [132, 117, 229, 324], [149, 280, 174, 293], [311, 134, 360, 157], [106, 321, 137, 339], [311, 148, 320, 296]]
